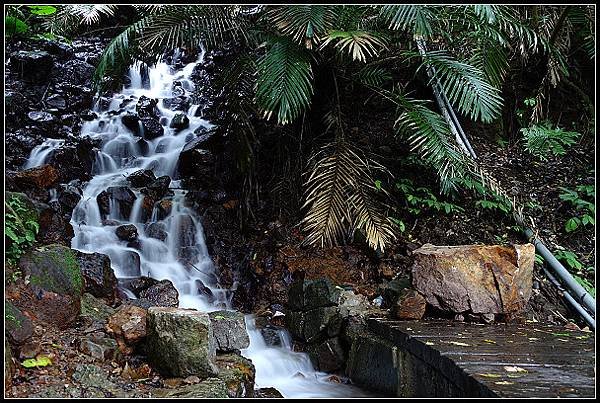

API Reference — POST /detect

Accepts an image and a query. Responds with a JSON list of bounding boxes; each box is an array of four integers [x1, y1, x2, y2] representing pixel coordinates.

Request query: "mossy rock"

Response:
[[19, 244, 84, 297], [5, 300, 33, 345], [80, 293, 116, 322], [216, 353, 256, 397], [154, 378, 229, 398]]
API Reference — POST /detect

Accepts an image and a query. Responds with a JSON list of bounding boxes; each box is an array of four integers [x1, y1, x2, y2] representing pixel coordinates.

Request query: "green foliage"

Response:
[[5, 16, 29, 36], [559, 186, 595, 232], [395, 179, 465, 216], [256, 37, 314, 124], [267, 5, 338, 49], [415, 50, 504, 123], [28, 5, 57, 16], [321, 30, 387, 63], [21, 355, 52, 369], [521, 122, 580, 160], [5, 197, 39, 265]]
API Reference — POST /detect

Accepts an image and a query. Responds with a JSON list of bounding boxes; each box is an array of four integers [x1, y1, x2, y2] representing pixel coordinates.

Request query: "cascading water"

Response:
[[28, 50, 371, 398]]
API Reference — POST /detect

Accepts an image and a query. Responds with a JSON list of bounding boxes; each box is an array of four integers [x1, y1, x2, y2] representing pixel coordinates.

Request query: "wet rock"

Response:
[[5, 300, 34, 346], [288, 278, 342, 311], [5, 341, 15, 391], [46, 94, 67, 110], [255, 388, 284, 398], [392, 289, 427, 320], [71, 363, 128, 397], [177, 137, 217, 177], [378, 276, 413, 309], [127, 169, 156, 188], [58, 183, 83, 211], [156, 199, 172, 220], [116, 224, 138, 242], [145, 222, 168, 242], [106, 305, 147, 354], [286, 306, 342, 343], [45, 137, 98, 183], [121, 112, 141, 135], [143, 175, 171, 199], [215, 353, 255, 397], [170, 112, 189, 130], [80, 293, 116, 322], [58, 59, 95, 87], [307, 337, 346, 372], [19, 244, 84, 297], [412, 244, 535, 315], [75, 251, 118, 301], [260, 325, 284, 347], [78, 333, 119, 361], [131, 278, 179, 308], [136, 95, 159, 118], [154, 378, 228, 398], [35, 201, 75, 246], [208, 311, 250, 352], [27, 110, 56, 124], [146, 307, 218, 377], [97, 186, 136, 219], [141, 116, 164, 140], [163, 96, 190, 111], [9, 50, 53, 82]]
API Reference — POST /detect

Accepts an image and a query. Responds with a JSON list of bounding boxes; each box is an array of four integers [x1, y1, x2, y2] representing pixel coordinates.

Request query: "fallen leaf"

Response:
[[495, 381, 514, 385], [504, 366, 527, 373], [21, 355, 52, 368], [425, 341, 435, 346], [483, 339, 496, 344], [449, 341, 470, 347], [478, 373, 501, 378]]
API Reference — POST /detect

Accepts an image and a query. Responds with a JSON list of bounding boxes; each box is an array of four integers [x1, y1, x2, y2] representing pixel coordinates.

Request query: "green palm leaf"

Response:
[[417, 50, 503, 123], [255, 37, 314, 124], [267, 5, 339, 48], [320, 30, 388, 63], [380, 5, 437, 39]]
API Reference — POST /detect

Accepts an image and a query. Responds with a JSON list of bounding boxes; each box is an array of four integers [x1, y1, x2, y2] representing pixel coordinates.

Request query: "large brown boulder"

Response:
[[12, 164, 59, 188], [106, 305, 147, 354], [412, 244, 535, 316]]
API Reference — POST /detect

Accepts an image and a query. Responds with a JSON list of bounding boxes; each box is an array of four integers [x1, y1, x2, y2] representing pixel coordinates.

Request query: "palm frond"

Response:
[[416, 50, 503, 123], [379, 5, 437, 39], [394, 98, 472, 194], [266, 5, 339, 49], [469, 42, 508, 88], [44, 5, 118, 36], [255, 37, 314, 124], [320, 30, 388, 63], [356, 64, 392, 87], [302, 141, 395, 251]]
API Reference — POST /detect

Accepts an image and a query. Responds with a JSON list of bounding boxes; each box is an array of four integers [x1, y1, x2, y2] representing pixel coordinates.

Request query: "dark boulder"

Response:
[[288, 278, 341, 312], [208, 311, 250, 352], [177, 145, 215, 178], [116, 224, 138, 242], [145, 222, 168, 242], [170, 112, 189, 130], [141, 116, 164, 140], [127, 169, 156, 188], [121, 112, 141, 135], [75, 251, 118, 302], [136, 95, 158, 118], [163, 96, 190, 111], [9, 50, 53, 83], [97, 186, 136, 219], [5, 300, 34, 346]]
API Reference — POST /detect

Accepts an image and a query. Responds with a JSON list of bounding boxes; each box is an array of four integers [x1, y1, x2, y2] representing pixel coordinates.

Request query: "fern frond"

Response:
[[380, 5, 437, 39], [266, 5, 339, 49], [302, 141, 395, 251], [521, 123, 580, 160], [417, 50, 503, 123], [320, 30, 388, 63], [394, 99, 472, 194], [255, 37, 314, 124]]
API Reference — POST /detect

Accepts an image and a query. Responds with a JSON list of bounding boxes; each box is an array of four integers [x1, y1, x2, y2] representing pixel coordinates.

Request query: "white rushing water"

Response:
[[27, 51, 371, 398]]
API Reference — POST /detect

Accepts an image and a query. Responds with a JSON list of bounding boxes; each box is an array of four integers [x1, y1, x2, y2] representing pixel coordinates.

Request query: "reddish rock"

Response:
[[8, 285, 80, 330], [13, 164, 59, 189], [392, 289, 427, 320], [106, 305, 147, 354], [412, 244, 535, 316]]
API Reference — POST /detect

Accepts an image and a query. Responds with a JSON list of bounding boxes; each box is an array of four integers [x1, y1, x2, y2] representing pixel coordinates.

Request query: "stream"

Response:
[[25, 50, 371, 398]]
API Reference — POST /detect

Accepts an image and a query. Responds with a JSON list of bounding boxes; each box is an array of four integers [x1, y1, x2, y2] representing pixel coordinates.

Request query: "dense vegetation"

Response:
[[5, 4, 595, 290]]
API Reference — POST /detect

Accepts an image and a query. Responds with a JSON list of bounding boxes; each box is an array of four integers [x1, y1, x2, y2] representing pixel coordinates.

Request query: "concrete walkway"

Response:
[[363, 318, 595, 397]]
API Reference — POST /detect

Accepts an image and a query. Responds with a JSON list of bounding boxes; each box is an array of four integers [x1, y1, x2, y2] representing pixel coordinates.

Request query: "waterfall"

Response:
[[43, 52, 370, 398]]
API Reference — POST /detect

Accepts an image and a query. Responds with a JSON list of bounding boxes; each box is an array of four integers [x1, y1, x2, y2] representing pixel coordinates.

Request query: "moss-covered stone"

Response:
[[215, 353, 255, 397], [154, 378, 229, 398], [5, 300, 33, 345], [19, 244, 84, 297], [80, 293, 115, 322]]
